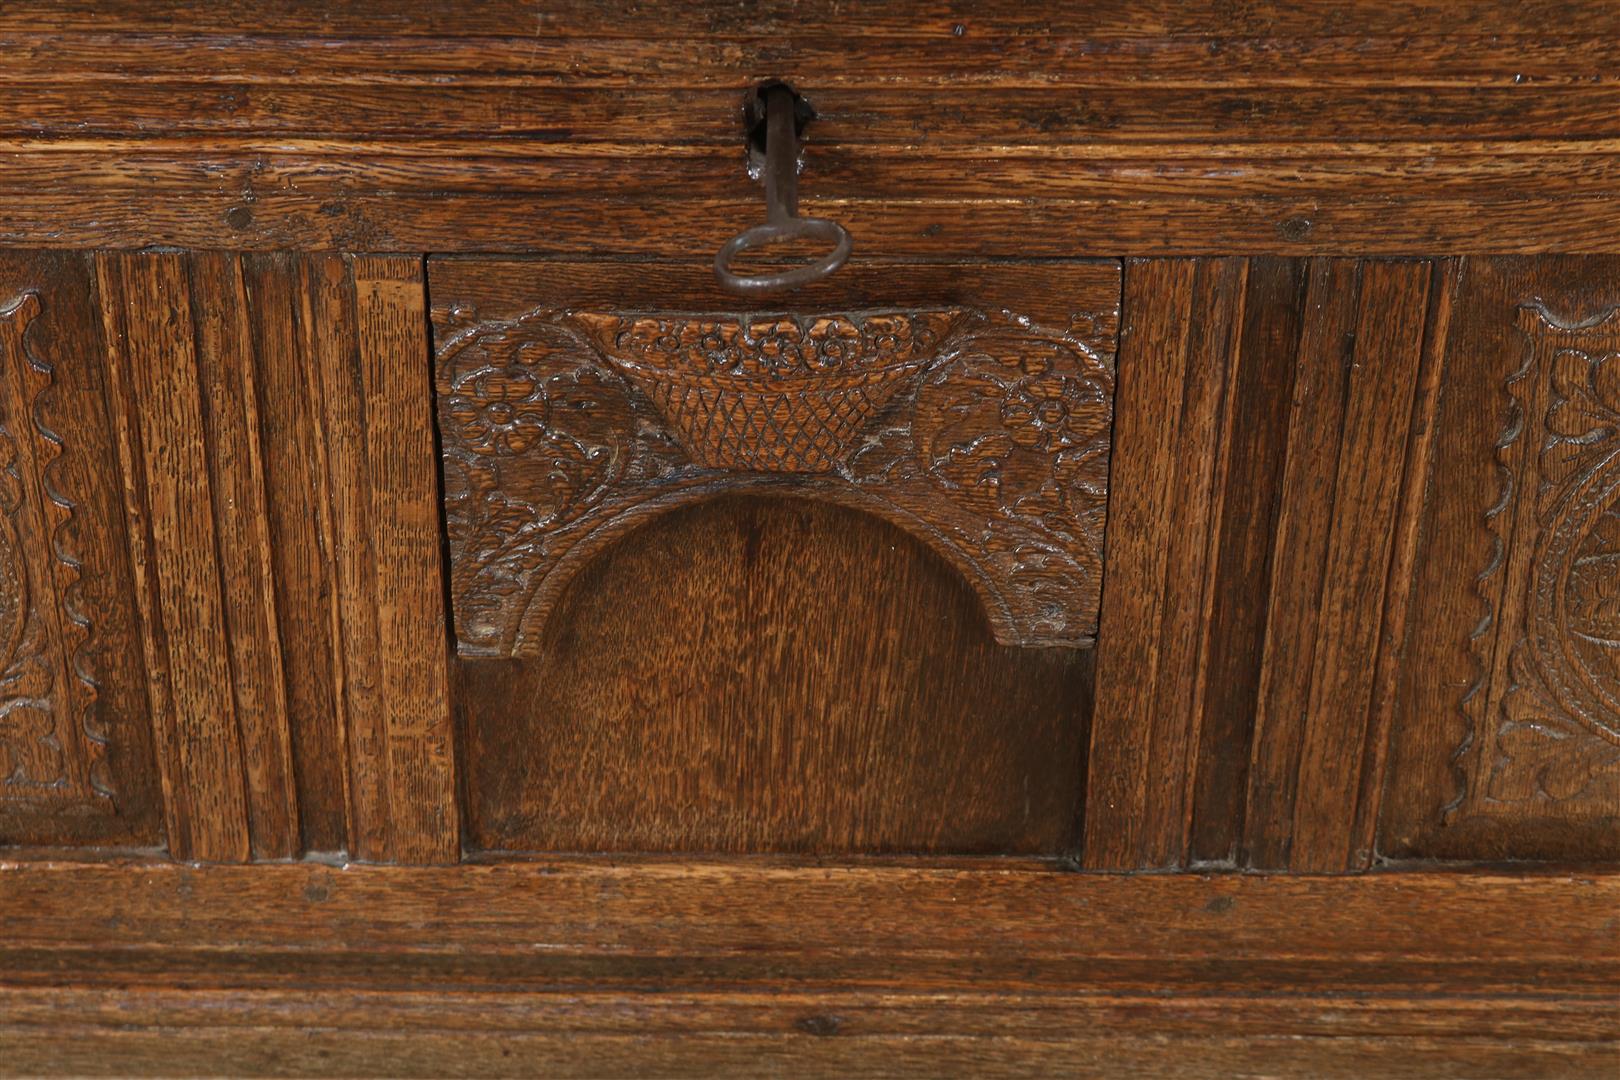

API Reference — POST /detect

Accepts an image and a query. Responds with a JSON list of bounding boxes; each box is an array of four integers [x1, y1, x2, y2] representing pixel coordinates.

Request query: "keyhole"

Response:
[[743, 80, 815, 181]]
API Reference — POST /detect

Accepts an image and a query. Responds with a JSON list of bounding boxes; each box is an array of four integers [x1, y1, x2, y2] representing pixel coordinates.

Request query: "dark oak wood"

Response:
[[317, 255, 458, 865], [430, 259, 1120, 657], [1186, 256, 1309, 865], [0, 859, 1615, 1077], [433, 257, 1114, 855], [2, 251, 455, 864], [1383, 257, 1620, 862], [5, 5, 1620, 1073], [1246, 259, 1436, 872], [3, 3, 1620, 253], [458, 494, 1093, 855], [1083, 258, 1247, 870], [97, 252, 264, 862], [1087, 258, 1455, 872], [10, 1, 1620, 38], [0, 253, 160, 850]]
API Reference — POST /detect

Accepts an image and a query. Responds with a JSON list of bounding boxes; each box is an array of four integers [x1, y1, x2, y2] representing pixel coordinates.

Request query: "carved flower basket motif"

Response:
[[566, 310, 972, 472]]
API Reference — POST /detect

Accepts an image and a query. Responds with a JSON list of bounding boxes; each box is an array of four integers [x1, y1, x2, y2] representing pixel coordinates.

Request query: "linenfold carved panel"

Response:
[[1465, 303, 1620, 810], [0, 292, 110, 805], [436, 303, 1115, 657]]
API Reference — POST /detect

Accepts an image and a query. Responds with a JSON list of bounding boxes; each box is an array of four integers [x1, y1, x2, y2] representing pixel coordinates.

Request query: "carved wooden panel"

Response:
[[0, 252, 160, 848], [1384, 256, 1620, 862], [2, 251, 452, 862], [0, 291, 109, 807], [431, 261, 1120, 658], [1471, 305, 1620, 808], [430, 258, 1115, 855]]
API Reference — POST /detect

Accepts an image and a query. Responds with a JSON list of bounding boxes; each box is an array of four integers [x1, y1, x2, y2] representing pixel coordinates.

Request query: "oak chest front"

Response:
[[2, 4, 1618, 1077]]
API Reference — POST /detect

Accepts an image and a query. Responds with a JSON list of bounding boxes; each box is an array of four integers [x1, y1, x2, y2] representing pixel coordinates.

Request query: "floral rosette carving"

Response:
[[0, 417, 57, 790], [1529, 345, 1620, 736]]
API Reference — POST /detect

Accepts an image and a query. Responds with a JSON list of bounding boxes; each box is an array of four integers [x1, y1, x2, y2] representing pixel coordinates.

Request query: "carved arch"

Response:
[[436, 305, 1114, 657]]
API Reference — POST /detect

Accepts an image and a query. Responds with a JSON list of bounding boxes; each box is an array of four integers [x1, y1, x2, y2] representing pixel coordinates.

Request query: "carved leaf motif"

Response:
[[910, 324, 1114, 560], [1489, 643, 1620, 804], [435, 302, 1116, 656], [436, 310, 650, 652]]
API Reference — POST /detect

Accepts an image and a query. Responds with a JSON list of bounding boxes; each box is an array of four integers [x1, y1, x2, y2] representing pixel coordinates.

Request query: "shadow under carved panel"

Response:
[[430, 258, 1118, 854], [0, 253, 159, 849], [1384, 257, 1620, 861]]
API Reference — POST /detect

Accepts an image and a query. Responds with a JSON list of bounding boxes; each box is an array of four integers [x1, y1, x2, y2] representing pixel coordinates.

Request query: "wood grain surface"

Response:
[[4, 2, 1620, 253], [0, 859, 1615, 1078], [1383, 257, 1620, 862], [0, 252, 160, 849], [434, 257, 1116, 855], [431, 259, 1120, 658], [4, 7, 1620, 1074], [1, 251, 455, 863], [324, 256, 458, 864], [97, 253, 262, 863], [1083, 258, 1247, 870], [1086, 258, 1453, 872], [459, 495, 1094, 854]]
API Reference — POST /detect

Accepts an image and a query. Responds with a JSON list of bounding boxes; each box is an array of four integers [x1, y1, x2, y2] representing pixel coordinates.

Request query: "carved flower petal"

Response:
[[501, 421, 546, 453], [479, 370, 539, 402], [1547, 348, 1617, 439], [1056, 442, 1112, 499]]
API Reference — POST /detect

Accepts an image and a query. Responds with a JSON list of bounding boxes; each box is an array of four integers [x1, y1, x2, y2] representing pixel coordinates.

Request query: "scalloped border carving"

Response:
[[436, 306, 1114, 657], [1462, 302, 1620, 812], [0, 291, 110, 805]]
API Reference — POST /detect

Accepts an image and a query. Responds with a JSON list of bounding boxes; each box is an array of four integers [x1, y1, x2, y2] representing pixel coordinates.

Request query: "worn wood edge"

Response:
[[349, 254, 458, 865], [6, 1, 1620, 42], [0, 860, 1614, 1077], [5, 6, 1620, 256], [2, 1026, 1612, 1080], [3, 859, 1617, 959], [10, 190, 1620, 256], [0, 992, 1614, 1080], [8, 28, 1620, 88]]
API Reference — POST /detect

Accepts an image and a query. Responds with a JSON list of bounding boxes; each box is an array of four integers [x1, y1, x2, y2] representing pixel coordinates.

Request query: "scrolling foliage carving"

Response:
[[0, 293, 109, 805], [436, 305, 1114, 657], [1466, 304, 1620, 809]]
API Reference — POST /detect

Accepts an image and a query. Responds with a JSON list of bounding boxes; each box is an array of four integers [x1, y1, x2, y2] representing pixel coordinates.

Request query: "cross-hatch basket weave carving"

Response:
[[567, 310, 971, 472]]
